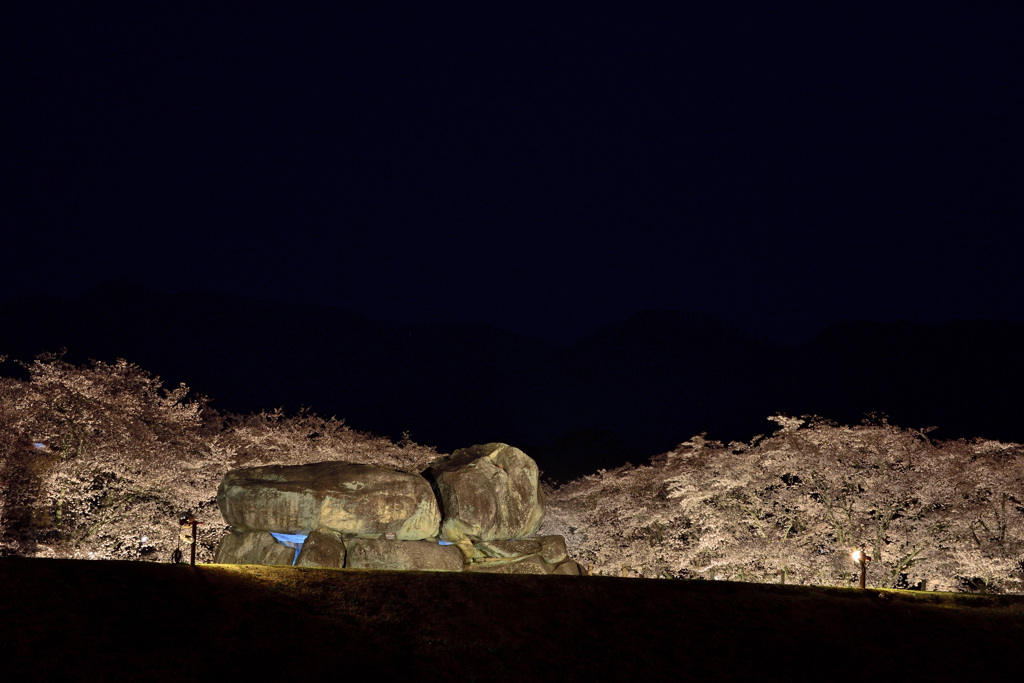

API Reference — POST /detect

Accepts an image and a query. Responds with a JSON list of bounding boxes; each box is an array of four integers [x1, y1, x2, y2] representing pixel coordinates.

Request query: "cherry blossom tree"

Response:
[[0, 355, 438, 563], [542, 416, 1024, 593], [4, 355, 1022, 593]]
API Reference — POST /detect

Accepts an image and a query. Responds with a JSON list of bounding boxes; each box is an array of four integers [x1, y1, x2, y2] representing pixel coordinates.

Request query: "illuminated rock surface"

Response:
[[466, 554, 554, 575], [344, 538, 464, 571], [213, 528, 297, 566], [474, 535, 568, 565], [216, 461, 441, 540], [464, 545, 580, 575], [429, 443, 546, 542], [214, 449, 578, 574], [295, 530, 346, 568], [551, 558, 584, 575]]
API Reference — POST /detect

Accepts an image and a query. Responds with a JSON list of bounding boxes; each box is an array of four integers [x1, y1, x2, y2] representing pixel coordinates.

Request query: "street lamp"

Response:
[[851, 548, 871, 589]]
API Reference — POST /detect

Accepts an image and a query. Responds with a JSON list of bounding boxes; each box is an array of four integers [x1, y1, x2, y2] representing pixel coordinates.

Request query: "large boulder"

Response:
[[344, 538, 465, 572], [295, 529, 347, 569], [429, 443, 545, 542], [551, 558, 584, 576], [217, 461, 441, 540], [214, 528, 297, 566], [466, 554, 553, 575], [474, 535, 568, 565]]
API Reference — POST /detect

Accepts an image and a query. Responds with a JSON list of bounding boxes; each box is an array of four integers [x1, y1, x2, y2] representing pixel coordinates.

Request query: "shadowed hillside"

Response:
[[2, 558, 1023, 681]]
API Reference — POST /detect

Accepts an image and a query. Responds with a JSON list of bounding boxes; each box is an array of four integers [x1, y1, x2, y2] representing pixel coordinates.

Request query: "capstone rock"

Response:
[[217, 461, 441, 540], [429, 443, 545, 542]]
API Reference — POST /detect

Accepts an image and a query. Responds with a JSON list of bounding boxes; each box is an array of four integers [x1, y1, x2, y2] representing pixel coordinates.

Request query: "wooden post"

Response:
[[178, 512, 199, 567], [853, 547, 871, 589]]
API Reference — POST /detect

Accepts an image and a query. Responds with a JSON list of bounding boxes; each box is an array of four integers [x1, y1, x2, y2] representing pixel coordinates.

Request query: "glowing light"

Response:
[[851, 548, 871, 589], [33, 442, 46, 449]]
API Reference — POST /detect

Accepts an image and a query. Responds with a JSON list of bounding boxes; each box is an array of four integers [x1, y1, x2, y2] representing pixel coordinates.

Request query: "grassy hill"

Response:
[[3, 558, 1023, 681]]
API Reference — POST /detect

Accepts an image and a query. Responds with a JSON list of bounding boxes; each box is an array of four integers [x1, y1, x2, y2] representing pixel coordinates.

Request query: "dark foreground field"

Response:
[[2, 558, 1023, 681]]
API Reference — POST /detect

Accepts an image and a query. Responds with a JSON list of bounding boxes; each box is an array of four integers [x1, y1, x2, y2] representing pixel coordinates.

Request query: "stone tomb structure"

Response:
[[213, 443, 582, 575]]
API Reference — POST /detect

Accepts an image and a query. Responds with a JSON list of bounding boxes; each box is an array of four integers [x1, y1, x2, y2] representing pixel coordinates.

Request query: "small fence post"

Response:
[[178, 512, 199, 567]]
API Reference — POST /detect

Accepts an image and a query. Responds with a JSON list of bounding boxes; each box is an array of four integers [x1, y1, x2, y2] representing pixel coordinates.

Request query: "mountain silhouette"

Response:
[[2, 282, 1021, 481]]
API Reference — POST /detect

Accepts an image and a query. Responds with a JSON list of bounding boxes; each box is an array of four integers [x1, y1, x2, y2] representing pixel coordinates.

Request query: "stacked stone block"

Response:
[[213, 443, 582, 575]]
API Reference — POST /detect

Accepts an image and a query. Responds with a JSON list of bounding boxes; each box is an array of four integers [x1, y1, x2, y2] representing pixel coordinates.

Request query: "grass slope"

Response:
[[3, 558, 1023, 681]]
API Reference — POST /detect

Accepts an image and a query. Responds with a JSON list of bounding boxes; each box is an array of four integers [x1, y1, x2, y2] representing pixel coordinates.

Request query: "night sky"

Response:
[[5, 4, 1023, 346]]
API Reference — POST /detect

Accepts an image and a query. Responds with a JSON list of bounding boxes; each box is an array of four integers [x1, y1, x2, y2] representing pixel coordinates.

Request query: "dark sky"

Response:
[[4, 4, 1023, 346]]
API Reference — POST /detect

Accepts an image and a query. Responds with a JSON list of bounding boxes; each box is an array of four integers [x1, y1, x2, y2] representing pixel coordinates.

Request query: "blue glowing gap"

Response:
[[270, 532, 308, 566]]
